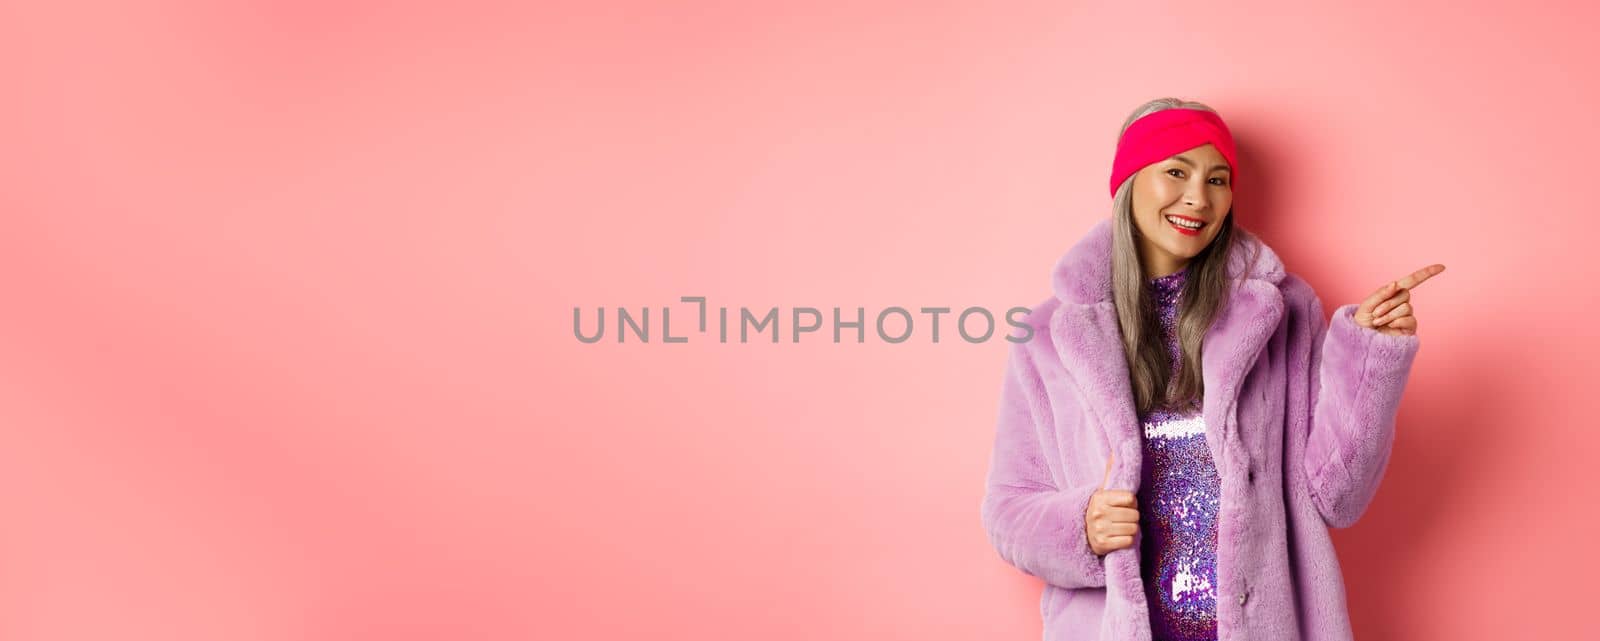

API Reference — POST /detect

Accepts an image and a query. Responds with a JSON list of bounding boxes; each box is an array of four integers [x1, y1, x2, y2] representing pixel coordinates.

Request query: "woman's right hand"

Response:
[[1086, 451, 1140, 557]]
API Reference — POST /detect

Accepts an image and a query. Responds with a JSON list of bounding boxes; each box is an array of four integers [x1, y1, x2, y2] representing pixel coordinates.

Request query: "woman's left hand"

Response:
[[1354, 264, 1445, 337]]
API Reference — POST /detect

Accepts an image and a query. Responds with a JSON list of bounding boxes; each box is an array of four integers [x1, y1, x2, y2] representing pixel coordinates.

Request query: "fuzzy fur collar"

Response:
[[1051, 217, 1286, 305]]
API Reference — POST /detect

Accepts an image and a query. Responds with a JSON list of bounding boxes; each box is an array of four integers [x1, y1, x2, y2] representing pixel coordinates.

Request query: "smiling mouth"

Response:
[[1164, 214, 1206, 230]]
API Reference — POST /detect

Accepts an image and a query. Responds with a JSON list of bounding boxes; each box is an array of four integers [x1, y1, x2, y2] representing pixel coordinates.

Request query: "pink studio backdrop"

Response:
[[4, 1, 1596, 639]]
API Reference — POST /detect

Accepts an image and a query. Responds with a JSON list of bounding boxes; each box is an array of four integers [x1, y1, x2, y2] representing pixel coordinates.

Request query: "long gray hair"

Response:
[[1110, 97, 1255, 416]]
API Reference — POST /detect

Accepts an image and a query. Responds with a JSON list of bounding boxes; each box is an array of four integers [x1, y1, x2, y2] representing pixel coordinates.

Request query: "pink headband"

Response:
[[1109, 108, 1238, 198]]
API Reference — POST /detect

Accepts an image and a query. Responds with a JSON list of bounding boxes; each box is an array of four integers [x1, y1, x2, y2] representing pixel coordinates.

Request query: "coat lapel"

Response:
[[1045, 218, 1284, 640]]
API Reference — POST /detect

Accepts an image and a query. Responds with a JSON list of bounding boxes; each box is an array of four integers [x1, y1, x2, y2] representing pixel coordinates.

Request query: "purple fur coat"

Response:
[[980, 218, 1419, 640]]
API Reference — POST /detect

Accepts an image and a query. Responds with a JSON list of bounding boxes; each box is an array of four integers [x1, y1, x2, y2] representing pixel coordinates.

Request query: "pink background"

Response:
[[4, 1, 1596, 639]]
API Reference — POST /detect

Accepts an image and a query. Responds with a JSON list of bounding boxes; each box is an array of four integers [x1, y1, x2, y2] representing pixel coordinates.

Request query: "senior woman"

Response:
[[980, 97, 1442, 641]]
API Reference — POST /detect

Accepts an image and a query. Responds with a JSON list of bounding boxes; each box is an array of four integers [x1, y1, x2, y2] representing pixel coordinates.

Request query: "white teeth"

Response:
[[1166, 215, 1203, 229]]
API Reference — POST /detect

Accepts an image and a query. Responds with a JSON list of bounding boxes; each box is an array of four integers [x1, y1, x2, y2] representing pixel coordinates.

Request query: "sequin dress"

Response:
[[1137, 264, 1221, 641]]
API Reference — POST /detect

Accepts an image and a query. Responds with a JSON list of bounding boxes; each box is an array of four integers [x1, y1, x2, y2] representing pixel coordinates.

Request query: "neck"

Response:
[[1143, 256, 1189, 280]]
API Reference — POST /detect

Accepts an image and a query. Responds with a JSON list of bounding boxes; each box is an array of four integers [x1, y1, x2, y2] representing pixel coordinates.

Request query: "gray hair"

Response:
[[1106, 97, 1240, 416]]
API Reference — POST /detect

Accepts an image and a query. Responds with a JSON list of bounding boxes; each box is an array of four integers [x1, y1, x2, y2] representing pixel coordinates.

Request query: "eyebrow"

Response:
[[1171, 155, 1231, 174]]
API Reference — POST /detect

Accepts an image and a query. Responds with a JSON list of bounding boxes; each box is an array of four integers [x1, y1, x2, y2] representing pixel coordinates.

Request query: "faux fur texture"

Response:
[[980, 218, 1419, 640]]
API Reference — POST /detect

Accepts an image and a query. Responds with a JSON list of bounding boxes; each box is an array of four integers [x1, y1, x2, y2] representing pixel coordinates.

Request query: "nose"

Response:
[[1184, 181, 1210, 210]]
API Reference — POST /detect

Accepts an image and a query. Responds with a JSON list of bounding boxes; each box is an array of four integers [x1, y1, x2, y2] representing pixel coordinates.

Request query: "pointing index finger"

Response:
[[1394, 263, 1446, 292]]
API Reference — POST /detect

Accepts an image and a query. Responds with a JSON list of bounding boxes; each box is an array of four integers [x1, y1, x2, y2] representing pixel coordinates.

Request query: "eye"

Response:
[[1167, 168, 1185, 178], [1210, 177, 1229, 186]]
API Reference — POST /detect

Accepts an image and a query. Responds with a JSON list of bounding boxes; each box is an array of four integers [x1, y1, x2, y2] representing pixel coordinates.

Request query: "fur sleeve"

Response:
[[979, 344, 1108, 589], [1302, 297, 1421, 529]]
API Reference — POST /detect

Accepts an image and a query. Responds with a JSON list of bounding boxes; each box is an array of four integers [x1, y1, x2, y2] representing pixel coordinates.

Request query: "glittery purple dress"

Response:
[[1138, 264, 1221, 641]]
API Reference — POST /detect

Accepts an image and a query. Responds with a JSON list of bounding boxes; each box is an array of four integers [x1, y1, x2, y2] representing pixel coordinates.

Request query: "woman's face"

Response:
[[1130, 143, 1233, 276]]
